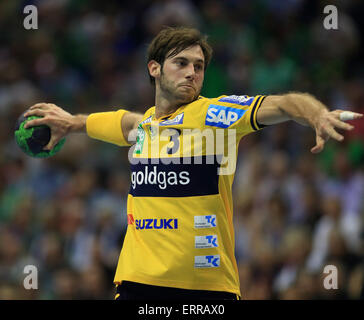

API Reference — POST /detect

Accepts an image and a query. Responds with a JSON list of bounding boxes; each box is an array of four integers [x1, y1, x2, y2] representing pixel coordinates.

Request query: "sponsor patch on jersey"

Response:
[[194, 255, 220, 268], [134, 125, 146, 154], [218, 95, 254, 106], [129, 156, 220, 197], [127, 214, 135, 225], [194, 215, 217, 228], [195, 235, 218, 249], [160, 113, 184, 126], [135, 218, 178, 230], [205, 104, 246, 128]]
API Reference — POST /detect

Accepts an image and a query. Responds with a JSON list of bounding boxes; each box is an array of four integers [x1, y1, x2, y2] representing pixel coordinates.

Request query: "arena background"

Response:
[[0, 0, 363, 300]]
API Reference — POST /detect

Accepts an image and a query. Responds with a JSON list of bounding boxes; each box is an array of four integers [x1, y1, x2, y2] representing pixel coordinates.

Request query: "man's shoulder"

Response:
[[193, 95, 225, 103], [211, 95, 256, 106], [189, 95, 225, 108], [142, 106, 155, 118], [186, 94, 257, 116], [193, 95, 257, 106]]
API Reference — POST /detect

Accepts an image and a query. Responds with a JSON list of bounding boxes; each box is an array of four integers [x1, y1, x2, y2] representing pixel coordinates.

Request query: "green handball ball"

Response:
[[14, 113, 66, 158]]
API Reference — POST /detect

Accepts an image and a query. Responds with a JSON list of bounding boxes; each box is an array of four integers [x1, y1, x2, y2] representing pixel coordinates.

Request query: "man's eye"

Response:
[[177, 61, 186, 66], [195, 65, 203, 71]]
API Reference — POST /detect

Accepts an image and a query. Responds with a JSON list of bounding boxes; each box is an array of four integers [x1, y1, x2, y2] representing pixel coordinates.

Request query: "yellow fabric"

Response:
[[114, 95, 266, 296], [86, 109, 130, 146]]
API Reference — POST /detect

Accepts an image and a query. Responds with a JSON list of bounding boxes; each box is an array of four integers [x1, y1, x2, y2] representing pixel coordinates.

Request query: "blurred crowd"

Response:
[[1, 0, 364, 299]]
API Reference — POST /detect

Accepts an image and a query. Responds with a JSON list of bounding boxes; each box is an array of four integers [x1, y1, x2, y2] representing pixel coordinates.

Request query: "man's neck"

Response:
[[154, 89, 184, 119]]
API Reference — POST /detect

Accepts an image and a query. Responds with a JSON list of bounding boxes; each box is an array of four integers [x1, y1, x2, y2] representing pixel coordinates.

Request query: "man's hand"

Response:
[[23, 103, 87, 150], [258, 94, 363, 154], [311, 109, 363, 154]]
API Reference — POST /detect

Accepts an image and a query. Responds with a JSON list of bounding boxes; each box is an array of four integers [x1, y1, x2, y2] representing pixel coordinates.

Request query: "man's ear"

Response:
[[148, 60, 161, 80]]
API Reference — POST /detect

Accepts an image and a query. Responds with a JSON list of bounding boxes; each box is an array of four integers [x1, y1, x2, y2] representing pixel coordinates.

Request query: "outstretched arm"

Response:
[[23, 103, 143, 150], [256, 93, 363, 153]]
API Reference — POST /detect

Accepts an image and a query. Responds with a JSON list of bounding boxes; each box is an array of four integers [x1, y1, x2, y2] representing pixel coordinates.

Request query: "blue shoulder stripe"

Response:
[[218, 95, 254, 106]]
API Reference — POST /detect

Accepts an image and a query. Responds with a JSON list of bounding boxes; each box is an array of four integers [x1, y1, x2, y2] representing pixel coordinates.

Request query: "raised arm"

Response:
[[23, 103, 143, 150], [256, 93, 363, 153]]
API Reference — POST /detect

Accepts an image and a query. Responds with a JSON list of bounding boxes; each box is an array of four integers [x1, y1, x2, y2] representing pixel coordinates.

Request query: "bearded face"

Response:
[[152, 45, 205, 105]]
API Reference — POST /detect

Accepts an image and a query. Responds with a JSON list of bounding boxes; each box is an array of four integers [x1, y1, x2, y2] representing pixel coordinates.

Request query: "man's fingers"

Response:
[[43, 141, 54, 151], [29, 103, 50, 110], [329, 117, 354, 131], [339, 111, 363, 121], [43, 137, 59, 151], [43, 136, 55, 150], [311, 135, 326, 154], [24, 118, 48, 129], [24, 103, 53, 128], [311, 146, 322, 154], [324, 125, 344, 142], [311, 109, 363, 154], [29, 103, 57, 110], [24, 109, 46, 119]]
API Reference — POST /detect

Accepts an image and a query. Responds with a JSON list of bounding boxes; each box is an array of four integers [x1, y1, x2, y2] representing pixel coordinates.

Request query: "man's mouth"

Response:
[[179, 84, 195, 90]]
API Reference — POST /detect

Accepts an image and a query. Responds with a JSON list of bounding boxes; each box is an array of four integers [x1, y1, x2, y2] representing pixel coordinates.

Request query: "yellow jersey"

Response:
[[86, 94, 266, 296]]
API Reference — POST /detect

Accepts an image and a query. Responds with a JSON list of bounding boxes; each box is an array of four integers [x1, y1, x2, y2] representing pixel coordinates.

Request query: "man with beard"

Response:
[[24, 27, 362, 300]]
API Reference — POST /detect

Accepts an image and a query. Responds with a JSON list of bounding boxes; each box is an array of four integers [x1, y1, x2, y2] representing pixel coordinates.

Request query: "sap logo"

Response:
[[205, 105, 246, 128], [195, 235, 218, 249], [218, 95, 254, 106], [194, 255, 220, 268], [135, 218, 178, 230], [160, 113, 184, 126], [194, 215, 217, 229]]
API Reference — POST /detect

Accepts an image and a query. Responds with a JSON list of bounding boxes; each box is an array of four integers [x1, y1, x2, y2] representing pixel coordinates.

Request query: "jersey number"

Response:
[[167, 129, 181, 155]]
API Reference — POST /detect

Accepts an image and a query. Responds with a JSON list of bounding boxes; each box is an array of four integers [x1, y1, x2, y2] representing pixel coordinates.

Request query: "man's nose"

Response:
[[185, 63, 196, 79]]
